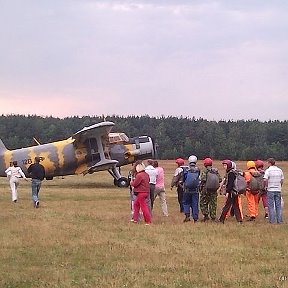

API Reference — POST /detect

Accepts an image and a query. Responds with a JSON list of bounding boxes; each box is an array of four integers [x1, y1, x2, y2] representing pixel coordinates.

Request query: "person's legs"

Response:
[[200, 190, 209, 220], [274, 192, 282, 223], [177, 186, 184, 212], [183, 192, 191, 221], [32, 179, 40, 203], [191, 193, 199, 222], [10, 178, 18, 202], [219, 196, 233, 223], [232, 196, 242, 223], [209, 191, 218, 220], [267, 192, 276, 224], [132, 196, 141, 222], [159, 191, 168, 216], [138, 193, 151, 224]]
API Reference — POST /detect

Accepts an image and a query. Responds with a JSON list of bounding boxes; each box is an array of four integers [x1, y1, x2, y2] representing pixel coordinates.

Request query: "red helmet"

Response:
[[222, 159, 232, 170], [255, 159, 264, 168], [203, 157, 213, 167], [175, 158, 185, 166]]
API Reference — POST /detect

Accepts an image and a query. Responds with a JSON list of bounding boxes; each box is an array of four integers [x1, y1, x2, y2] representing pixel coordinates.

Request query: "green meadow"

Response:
[[0, 161, 287, 288]]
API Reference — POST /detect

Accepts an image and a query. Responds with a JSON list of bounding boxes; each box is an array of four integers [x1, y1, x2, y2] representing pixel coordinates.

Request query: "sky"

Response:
[[0, 0, 287, 121]]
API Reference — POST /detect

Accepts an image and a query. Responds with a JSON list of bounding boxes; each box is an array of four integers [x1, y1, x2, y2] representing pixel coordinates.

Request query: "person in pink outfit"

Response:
[[153, 160, 168, 216], [130, 162, 152, 224]]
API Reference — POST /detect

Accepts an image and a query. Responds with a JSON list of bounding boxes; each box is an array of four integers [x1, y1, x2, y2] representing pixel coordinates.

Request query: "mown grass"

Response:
[[0, 161, 287, 288]]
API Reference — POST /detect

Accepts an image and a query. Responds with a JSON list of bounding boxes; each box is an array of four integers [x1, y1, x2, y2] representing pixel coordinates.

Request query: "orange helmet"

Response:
[[246, 160, 256, 169], [203, 157, 213, 167], [175, 158, 185, 166]]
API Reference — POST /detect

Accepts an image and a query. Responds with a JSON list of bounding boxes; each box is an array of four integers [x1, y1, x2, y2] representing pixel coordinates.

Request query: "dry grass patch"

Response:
[[0, 161, 287, 288]]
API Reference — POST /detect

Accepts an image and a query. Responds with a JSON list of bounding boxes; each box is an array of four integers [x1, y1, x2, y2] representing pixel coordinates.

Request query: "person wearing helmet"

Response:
[[255, 160, 268, 219], [199, 157, 221, 222], [244, 160, 260, 221], [219, 160, 243, 224], [171, 158, 186, 212], [182, 155, 200, 223]]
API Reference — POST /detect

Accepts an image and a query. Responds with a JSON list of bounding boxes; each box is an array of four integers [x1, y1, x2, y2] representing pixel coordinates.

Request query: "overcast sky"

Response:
[[0, 0, 287, 121]]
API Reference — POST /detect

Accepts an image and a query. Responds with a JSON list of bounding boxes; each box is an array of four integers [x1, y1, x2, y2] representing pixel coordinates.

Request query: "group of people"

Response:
[[128, 159, 169, 225], [171, 156, 284, 225], [4, 157, 46, 208]]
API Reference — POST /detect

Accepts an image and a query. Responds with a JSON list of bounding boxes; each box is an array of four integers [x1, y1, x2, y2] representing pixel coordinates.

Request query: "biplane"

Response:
[[0, 121, 155, 187]]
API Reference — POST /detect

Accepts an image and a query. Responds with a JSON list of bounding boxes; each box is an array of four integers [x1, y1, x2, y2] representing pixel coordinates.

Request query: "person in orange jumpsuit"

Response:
[[255, 159, 268, 219], [244, 161, 260, 221]]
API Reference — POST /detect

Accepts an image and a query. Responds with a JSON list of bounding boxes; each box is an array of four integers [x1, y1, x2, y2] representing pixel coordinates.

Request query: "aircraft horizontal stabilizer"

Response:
[[0, 139, 8, 152], [83, 159, 119, 175]]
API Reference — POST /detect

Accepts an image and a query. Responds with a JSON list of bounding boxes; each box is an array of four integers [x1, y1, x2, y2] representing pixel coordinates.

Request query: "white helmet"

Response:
[[188, 155, 197, 164]]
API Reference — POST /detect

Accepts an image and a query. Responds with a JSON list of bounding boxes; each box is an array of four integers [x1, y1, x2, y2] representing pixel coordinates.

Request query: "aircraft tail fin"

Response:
[[0, 139, 8, 152]]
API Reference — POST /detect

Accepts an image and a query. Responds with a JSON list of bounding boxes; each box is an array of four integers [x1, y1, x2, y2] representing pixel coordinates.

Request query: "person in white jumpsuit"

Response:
[[5, 161, 28, 202]]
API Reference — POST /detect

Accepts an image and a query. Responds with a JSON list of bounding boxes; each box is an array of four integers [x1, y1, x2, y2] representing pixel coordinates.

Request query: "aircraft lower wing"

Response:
[[83, 159, 119, 175]]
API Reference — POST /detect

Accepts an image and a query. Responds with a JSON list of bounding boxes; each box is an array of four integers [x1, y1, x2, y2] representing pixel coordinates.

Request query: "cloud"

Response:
[[0, 1, 287, 121]]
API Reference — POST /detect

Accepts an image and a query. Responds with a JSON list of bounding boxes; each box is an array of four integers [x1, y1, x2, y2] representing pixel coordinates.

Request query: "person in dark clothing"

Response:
[[27, 157, 45, 208], [219, 160, 243, 224]]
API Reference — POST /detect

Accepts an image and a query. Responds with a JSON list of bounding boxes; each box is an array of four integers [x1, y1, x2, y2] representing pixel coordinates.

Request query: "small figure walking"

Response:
[[27, 157, 45, 208], [5, 161, 28, 203]]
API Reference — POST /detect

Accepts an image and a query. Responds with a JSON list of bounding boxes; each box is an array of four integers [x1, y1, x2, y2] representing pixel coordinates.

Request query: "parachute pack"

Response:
[[248, 171, 264, 194], [206, 168, 220, 190], [232, 170, 247, 195], [183, 167, 200, 190]]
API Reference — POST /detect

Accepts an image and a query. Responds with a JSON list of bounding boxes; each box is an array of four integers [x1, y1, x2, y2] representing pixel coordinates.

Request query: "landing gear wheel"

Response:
[[117, 177, 129, 188]]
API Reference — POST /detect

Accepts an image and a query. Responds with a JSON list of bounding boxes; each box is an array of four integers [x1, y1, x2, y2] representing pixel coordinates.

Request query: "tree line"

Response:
[[0, 114, 288, 160]]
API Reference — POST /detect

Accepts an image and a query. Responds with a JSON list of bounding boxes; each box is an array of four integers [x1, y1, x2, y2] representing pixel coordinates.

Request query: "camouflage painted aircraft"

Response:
[[0, 121, 155, 187]]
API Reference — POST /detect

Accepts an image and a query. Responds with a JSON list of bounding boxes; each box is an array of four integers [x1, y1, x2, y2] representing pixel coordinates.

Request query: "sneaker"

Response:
[[183, 217, 191, 223], [130, 219, 137, 223], [13, 200, 17, 203], [264, 213, 268, 219], [35, 201, 40, 208]]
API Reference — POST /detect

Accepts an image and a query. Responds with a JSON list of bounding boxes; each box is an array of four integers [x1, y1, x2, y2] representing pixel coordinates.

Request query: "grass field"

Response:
[[0, 160, 287, 288]]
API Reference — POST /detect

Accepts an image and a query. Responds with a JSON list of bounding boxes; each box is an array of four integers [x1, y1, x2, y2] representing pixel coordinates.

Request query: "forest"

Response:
[[0, 114, 288, 160]]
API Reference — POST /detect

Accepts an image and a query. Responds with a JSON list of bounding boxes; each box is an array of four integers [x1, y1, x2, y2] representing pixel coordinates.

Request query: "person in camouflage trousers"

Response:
[[199, 158, 221, 222]]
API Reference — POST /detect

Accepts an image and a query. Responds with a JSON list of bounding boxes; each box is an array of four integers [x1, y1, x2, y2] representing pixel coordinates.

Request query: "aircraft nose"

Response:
[[127, 136, 156, 160]]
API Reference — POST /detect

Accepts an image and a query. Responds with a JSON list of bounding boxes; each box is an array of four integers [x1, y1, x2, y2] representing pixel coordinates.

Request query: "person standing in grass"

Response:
[[27, 156, 45, 208], [171, 158, 186, 213], [145, 159, 157, 211], [153, 160, 168, 217], [5, 161, 28, 203], [182, 155, 201, 223], [199, 157, 221, 222], [263, 158, 284, 224], [130, 162, 152, 225], [255, 159, 269, 219], [219, 160, 243, 224], [244, 161, 260, 221]]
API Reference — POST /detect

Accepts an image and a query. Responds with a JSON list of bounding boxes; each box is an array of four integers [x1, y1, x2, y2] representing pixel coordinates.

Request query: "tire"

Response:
[[117, 177, 129, 188]]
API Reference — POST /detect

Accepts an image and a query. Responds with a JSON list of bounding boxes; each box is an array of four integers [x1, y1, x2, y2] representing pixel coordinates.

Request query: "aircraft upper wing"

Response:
[[72, 121, 115, 143]]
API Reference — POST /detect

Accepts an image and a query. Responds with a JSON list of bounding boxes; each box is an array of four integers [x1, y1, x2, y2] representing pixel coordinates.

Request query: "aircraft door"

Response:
[[84, 138, 101, 164]]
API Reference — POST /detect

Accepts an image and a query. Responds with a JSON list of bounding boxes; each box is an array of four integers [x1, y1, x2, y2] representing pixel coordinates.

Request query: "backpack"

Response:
[[183, 167, 200, 190], [206, 168, 220, 190], [248, 171, 264, 194], [232, 170, 247, 195]]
